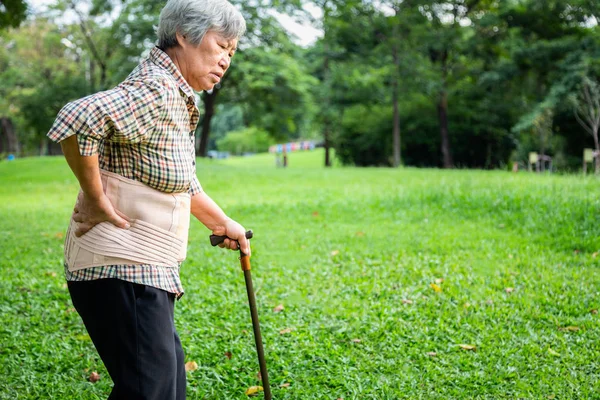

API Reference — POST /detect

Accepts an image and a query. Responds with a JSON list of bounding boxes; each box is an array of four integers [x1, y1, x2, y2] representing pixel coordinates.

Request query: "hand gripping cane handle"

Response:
[[210, 230, 253, 270], [210, 230, 253, 248]]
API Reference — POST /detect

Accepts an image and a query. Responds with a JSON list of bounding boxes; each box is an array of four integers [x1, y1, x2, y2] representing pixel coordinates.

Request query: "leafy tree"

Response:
[[0, 0, 28, 30], [0, 18, 88, 154], [573, 77, 600, 159]]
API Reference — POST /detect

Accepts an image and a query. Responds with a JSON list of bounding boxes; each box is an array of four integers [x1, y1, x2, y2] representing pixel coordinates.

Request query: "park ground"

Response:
[[1, 150, 599, 399]]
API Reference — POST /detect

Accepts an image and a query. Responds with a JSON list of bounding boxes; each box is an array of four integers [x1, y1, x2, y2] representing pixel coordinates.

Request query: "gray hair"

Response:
[[157, 0, 246, 49]]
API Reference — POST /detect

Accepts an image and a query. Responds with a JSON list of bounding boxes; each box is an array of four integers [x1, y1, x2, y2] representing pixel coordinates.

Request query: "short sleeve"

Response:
[[46, 79, 166, 156], [189, 174, 203, 196]]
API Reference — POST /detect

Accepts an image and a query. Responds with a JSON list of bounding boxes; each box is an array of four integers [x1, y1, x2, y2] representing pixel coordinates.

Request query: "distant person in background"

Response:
[[46, 0, 248, 398]]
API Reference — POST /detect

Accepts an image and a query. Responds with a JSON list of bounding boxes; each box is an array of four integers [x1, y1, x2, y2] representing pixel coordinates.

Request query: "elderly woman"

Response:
[[46, 0, 247, 398]]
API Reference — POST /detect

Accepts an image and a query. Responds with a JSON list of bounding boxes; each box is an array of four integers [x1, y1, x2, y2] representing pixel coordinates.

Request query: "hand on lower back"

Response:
[[72, 191, 130, 237]]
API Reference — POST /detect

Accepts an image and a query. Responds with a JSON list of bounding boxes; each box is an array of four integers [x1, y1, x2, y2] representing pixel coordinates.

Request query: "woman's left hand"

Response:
[[212, 218, 251, 256]]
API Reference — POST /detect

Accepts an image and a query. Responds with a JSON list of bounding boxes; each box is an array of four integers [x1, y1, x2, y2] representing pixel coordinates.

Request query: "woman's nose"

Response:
[[219, 56, 230, 70]]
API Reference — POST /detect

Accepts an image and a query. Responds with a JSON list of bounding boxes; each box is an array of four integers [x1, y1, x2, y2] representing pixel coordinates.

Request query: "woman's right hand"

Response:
[[72, 191, 131, 237]]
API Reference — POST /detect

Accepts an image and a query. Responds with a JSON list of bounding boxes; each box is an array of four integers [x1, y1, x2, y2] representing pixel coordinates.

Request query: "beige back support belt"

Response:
[[64, 169, 191, 272]]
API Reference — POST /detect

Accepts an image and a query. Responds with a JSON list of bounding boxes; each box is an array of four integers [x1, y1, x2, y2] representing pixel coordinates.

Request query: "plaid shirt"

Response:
[[47, 47, 201, 297]]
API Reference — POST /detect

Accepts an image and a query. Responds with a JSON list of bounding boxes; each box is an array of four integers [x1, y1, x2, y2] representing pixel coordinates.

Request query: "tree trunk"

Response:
[[322, 22, 332, 168], [438, 88, 452, 168], [89, 56, 96, 93], [324, 125, 331, 167], [438, 50, 452, 168], [47, 138, 63, 155], [392, 47, 401, 167], [594, 128, 600, 175], [391, 9, 401, 168], [0, 117, 19, 154], [198, 87, 220, 157]]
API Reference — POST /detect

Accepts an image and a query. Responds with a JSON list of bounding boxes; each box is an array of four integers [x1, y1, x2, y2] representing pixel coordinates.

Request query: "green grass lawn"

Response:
[[1, 150, 599, 399]]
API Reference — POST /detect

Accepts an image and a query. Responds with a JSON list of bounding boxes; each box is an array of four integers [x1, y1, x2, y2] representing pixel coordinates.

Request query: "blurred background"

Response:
[[0, 0, 599, 171]]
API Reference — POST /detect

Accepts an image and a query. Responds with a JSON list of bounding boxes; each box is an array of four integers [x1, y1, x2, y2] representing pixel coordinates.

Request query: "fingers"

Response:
[[222, 238, 237, 250], [115, 209, 132, 223], [217, 239, 242, 252], [75, 223, 94, 237], [238, 237, 250, 256], [72, 212, 85, 223], [109, 212, 131, 229]]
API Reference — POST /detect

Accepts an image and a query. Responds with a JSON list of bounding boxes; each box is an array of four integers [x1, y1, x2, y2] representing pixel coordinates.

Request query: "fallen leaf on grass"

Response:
[[593, 252, 599, 258], [426, 352, 437, 357], [280, 383, 290, 388], [351, 338, 361, 343], [224, 352, 232, 360], [89, 371, 100, 383], [435, 278, 444, 284], [312, 211, 319, 217], [245, 386, 263, 396], [257, 371, 262, 381], [355, 231, 365, 237], [279, 328, 293, 335], [559, 326, 580, 332], [547, 348, 560, 357], [591, 309, 598, 315], [65, 307, 76, 314], [430, 283, 442, 293], [464, 302, 471, 308], [330, 250, 340, 256], [547, 395, 556, 400], [273, 304, 284, 313], [402, 299, 413, 305], [459, 344, 476, 351], [45, 271, 57, 277], [504, 287, 514, 294], [76, 334, 91, 341], [574, 249, 580, 254], [185, 361, 198, 372], [54, 232, 64, 239]]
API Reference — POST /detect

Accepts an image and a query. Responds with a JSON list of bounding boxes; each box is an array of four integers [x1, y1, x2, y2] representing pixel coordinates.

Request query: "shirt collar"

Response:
[[149, 46, 195, 100]]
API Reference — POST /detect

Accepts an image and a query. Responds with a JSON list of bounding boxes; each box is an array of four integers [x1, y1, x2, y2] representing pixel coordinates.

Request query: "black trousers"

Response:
[[69, 279, 186, 400]]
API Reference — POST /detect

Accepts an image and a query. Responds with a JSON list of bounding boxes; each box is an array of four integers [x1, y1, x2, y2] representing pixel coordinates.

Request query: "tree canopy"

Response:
[[1, 0, 599, 170]]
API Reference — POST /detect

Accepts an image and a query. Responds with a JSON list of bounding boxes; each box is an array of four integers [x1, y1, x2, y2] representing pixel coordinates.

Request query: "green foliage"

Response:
[[0, 0, 28, 29], [216, 126, 273, 155], [335, 104, 394, 166], [208, 105, 245, 150], [1, 0, 600, 167], [0, 19, 89, 153], [225, 46, 318, 141], [1, 157, 600, 398]]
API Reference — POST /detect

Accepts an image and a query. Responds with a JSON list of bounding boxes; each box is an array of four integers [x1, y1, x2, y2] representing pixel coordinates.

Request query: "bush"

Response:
[[216, 127, 273, 155], [334, 105, 394, 166]]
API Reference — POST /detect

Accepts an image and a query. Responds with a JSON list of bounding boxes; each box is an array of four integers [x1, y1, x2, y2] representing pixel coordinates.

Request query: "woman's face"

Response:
[[175, 30, 238, 91]]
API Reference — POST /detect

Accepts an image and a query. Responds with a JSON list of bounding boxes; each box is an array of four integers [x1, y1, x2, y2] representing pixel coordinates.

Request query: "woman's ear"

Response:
[[175, 32, 187, 47]]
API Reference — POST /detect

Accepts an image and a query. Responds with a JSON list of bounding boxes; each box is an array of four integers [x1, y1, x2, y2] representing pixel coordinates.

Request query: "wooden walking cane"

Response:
[[210, 230, 272, 400]]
